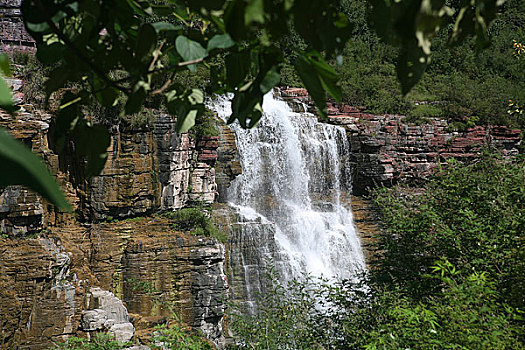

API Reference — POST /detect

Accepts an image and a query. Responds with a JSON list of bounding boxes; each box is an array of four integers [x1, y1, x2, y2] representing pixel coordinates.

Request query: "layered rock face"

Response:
[[0, 0, 35, 51], [0, 85, 219, 230], [280, 88, 522, 194], [0, 219, 228, 349], [0, 85, 227, 349], [87, 113, 218, 221]]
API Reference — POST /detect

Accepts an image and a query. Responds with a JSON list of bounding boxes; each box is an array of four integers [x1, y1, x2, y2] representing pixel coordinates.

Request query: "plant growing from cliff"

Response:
[[151, 324, 213, 350], [49, 333, 129, 350], [165, 207, 228, 242], [127, 278, 214, 350], [189, 108, 220, 140]]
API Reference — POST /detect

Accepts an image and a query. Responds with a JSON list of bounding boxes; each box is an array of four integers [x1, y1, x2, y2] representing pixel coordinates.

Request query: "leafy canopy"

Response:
[[0, 0, 506, 209]]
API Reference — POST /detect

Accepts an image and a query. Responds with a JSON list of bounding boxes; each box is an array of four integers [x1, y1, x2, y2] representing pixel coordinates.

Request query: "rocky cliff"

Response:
[[280, 88, 522, 195], [0, 0, 35, 52], [0, 78, 228, 349]]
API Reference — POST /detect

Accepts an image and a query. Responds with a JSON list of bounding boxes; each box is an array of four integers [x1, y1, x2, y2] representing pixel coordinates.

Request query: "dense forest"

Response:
[[280, 0, 525, 129]]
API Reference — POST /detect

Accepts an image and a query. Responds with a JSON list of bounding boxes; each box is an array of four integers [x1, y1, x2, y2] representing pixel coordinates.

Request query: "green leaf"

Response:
[[36, 42, 65, 64], [26, 21, 51, 33], [207, 34, 235, 51], [294, 52, 341, 118], [225, 51, 250, 87], [368, 0, 395, 43], [45, 66, 70, 97], [397, 39, 429, 95], [96, 87, 120, 107], [125, 86, 147, 115], [295, 55, 326, 118], [245, 0, 265, 25], [151, 21, 180, 33], [151, 5, 174, 17], [73, 123, 110, 177], [230, 89, 264, 128], [0, 128, 71, 211], [0, 76, 15, 114], [125, 0, 152, 17], [93, 76, 119, 107], [259, 66, 280, 94], [292, 2, 352, 56], [175, 36, 208, 72], [167, 88, 205, 133], [136, 23, 157, 62], [188, 0, 226, 12], [307, 52, 341, 102], [0, 54, 11, 76], [224, 0, 247, 41]]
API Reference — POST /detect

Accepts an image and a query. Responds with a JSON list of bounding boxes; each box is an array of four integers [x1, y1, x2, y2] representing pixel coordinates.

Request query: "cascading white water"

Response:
[[211, 91, 365, 310]]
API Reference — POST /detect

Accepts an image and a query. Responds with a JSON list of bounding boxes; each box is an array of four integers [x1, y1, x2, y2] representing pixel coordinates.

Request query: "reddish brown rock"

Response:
[[278, 89, 522, 194]]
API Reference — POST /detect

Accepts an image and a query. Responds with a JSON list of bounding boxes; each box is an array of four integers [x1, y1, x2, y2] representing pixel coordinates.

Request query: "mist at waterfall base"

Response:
[[210, 91, 365, 311]]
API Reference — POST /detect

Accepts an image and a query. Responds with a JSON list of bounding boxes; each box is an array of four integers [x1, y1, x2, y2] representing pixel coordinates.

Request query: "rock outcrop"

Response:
[[81, 288, 135, 343], [280, 87, 522, 194], [0, 0, 36, 52], [87, 113, 218, 221], [0, 83, 227, 349], [215, 122, 242, 203], [0, 218, 228, 349]]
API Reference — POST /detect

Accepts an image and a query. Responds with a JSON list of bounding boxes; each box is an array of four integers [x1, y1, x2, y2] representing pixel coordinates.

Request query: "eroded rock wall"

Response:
[[0, 84, 227, 349], [280, 87, 522, 194], [0, 218, 228, 349], [0, 0, 36, 52]]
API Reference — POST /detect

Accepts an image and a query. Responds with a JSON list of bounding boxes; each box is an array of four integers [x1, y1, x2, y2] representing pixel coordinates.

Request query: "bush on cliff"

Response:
[[49, 333, 128, 350], [165, 207, 227, 243], [373, 154, 525, 308]]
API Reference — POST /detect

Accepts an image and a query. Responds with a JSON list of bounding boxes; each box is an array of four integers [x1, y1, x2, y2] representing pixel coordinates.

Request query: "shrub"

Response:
[[49, 333, 129, 350], [372, 155, 525, 308], [151, 324, 213, 350], [165, 207, 228, 243], [404, 104, 444, 125], [228, 263, 525, 350], [190, 108, 219, 140]]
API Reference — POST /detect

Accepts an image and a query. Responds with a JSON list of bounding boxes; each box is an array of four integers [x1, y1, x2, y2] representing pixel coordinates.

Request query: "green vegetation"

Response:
[[373, 155, 525, 308], [189, 109, 220, 140], [165, 207, 228, 243], [49, 333, 129, 350], [229, 262, 524, 349], [328, 0, 525, 127], [49, 326, 212, 350], [152, 324, 213, 350], [229, 155, 525, 349]]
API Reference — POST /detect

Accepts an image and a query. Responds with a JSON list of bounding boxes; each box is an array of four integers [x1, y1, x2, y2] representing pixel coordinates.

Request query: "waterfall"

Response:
[[211, 91, 365, 311]]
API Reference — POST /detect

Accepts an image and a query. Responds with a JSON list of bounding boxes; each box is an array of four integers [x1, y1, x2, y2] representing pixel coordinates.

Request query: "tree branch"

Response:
[[33, 0, 130, 95]]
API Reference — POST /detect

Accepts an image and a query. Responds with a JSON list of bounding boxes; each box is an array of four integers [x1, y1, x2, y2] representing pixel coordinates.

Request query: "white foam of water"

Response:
[[210, 91, 365, 293]]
